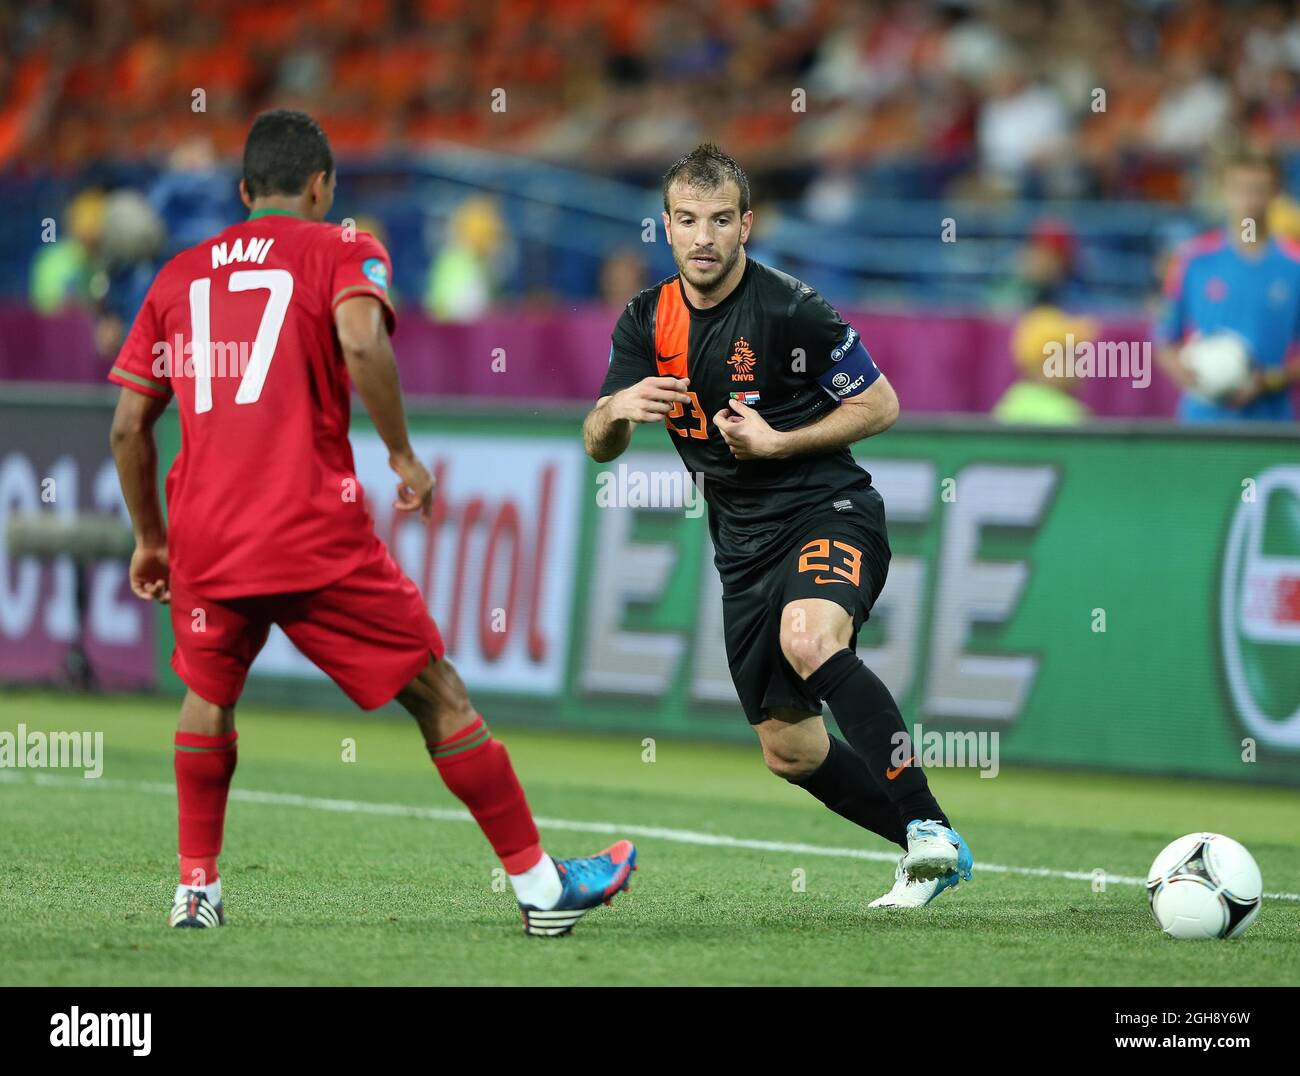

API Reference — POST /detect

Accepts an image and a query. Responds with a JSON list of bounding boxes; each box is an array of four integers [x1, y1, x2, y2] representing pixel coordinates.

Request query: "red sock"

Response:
[[429, 716, 543, 874], [174, 730, 238, 888]]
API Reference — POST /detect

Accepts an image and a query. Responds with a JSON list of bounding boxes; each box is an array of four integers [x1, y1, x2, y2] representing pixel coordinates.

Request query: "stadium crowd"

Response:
[[3, 0, 1300, 202], [5, 0, 1299, 422]]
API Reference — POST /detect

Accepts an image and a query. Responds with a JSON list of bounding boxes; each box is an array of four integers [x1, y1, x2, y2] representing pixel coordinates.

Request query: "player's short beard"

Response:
[[676, 240, 742, 296]]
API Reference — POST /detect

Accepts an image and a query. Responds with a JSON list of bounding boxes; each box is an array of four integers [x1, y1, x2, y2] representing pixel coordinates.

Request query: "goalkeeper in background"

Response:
[[1156, 146, 1300, 422]]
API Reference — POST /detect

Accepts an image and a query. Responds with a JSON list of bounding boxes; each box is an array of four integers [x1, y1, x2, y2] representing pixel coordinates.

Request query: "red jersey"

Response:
[[109, 208, 397, 599]]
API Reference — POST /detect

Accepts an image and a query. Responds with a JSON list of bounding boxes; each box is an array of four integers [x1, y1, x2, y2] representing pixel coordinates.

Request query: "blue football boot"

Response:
[[901, 819, 974, 883], [519, 840, 637, 937], [520, 842, 637, 935]]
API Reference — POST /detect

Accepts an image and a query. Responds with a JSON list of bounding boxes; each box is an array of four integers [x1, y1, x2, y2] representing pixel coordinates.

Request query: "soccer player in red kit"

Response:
[[108, 110, 634, 936]]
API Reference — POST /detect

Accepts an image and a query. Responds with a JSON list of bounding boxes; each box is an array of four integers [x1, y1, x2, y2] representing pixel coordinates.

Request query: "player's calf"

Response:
[[779, 597, 962, 857], [775, 600, 946, 818], [169, 691, 238, 928], [401, 655, 637, 935]]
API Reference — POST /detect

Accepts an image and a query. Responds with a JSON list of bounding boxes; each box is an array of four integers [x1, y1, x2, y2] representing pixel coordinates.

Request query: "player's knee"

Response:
[[397, 657, 475, 728], [757, 726, 822, 780], [761, 743, 818, 781], [780, 627, 841, 681], [178, 690, 234, 736]]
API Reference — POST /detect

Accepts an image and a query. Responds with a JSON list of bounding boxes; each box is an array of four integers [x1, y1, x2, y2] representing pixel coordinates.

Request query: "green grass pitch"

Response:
[[2, 692, 1298, 986]]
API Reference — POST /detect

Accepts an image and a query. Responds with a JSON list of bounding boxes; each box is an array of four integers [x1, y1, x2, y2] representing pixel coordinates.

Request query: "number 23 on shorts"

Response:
[[797, 538, 862, 586]]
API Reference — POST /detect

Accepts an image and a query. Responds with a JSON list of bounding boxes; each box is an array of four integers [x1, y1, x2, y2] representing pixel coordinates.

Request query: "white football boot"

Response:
[[168, 882, 225, 928], [869, 856, 961, 908]]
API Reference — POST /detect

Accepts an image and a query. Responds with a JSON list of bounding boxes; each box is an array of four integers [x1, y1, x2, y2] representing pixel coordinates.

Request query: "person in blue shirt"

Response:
[[1156, 147, 1300, 422]]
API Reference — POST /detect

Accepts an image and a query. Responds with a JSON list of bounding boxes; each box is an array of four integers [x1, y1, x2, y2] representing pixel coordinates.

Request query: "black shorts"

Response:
[[721, 486, 890, 725]]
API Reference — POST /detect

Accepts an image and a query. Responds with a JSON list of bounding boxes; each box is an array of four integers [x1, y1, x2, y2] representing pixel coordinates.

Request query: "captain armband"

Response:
[[814, 326, 881, 400]]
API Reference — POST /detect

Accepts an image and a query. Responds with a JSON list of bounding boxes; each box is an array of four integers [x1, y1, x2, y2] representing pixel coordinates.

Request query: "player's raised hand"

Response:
[[611, 376, 692, 424], [390, 449, 435, 523], [129, 544, 171, 604], [713, 396, 783, 460]]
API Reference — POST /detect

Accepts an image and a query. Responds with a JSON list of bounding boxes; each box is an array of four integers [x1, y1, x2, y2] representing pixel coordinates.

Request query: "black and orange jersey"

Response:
[[598, 257, 884, 589]]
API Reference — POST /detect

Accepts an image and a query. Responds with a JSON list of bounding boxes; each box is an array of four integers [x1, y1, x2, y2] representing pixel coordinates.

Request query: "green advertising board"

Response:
[[146, 402, 1300, 785]]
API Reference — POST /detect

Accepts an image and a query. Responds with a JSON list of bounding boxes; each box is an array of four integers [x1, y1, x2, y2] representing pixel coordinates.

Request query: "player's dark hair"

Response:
[[662, 144, 750, 215], [242, 110, 334, 199]]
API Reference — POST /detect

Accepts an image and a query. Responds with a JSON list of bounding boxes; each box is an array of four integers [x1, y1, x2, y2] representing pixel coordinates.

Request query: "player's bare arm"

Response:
[[335, 293, 433, 521], [109, 386, 173, 603], [582, 375, 693, 462], [714, 373, 899, 461]]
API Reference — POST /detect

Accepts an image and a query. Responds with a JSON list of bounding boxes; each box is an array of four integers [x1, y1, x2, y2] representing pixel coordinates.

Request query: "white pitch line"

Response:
[[3, 768, 1299, 902]]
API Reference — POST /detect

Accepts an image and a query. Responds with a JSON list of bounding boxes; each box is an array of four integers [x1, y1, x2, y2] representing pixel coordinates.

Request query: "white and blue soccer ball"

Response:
[[1146, 833, 1262, 940], [1180, 332, 1253, 402]]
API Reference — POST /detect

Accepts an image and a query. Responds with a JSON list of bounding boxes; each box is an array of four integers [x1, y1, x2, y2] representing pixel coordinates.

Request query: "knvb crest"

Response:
[[729, 338, 757, 382]]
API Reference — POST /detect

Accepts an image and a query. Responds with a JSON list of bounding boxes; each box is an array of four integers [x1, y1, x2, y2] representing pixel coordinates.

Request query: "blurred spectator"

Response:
[[993, 306, 1096, 425], [975, 57, 1069, 192], [987, 217, 1089, 311], [1155, 146, 1300, 422], [424, 196, 506, 322], [1268, 189, 1300, 240], [95, 189, 166, 354], [1144, 54, 1231, 155], [939, 5, 1012, 84], [149, 135, 240, 256], [29, 187, 104, 314], [801, 161, 863, 228]]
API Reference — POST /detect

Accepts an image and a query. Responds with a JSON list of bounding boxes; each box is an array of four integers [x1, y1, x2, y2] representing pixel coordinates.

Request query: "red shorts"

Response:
[[169, 539, 444, 710]]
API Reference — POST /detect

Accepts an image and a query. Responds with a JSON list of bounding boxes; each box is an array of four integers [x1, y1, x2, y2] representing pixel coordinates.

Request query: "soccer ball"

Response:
[[1146, 833, 1262, 940], [1180, 332, 1253, 402]]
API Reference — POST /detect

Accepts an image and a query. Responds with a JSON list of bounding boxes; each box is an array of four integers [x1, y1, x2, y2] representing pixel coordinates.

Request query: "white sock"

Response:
[[509, 854, 562, 910], [174, 878, 222, 905]]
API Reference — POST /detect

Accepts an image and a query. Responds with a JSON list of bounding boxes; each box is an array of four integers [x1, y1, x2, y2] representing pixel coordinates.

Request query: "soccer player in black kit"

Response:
[[583, 145, 973, 908]]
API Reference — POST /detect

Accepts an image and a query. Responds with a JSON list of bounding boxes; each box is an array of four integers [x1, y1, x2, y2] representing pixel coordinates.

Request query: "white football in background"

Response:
[[1180, 332, 1253, 402]]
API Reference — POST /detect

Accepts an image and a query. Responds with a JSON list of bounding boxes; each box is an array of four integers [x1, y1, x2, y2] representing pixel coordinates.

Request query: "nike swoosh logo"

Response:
[[657, 352, 684, 363], [813, 575, 851, 585], [885, 756, 916, 780]]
